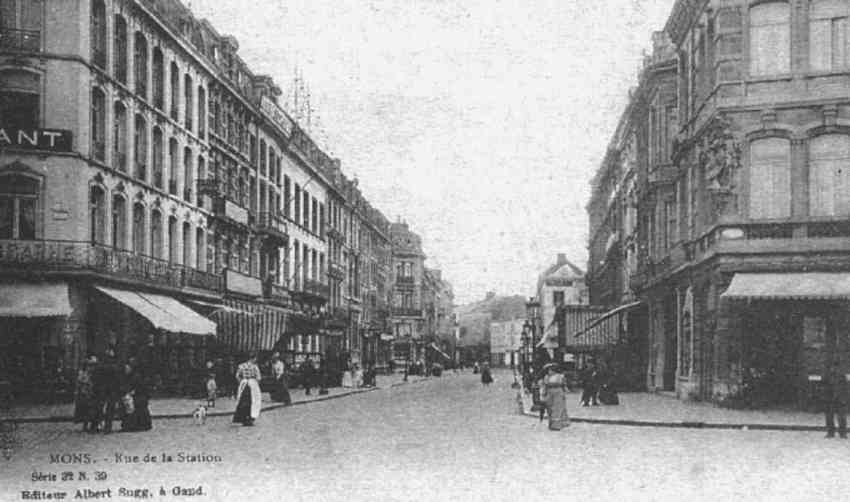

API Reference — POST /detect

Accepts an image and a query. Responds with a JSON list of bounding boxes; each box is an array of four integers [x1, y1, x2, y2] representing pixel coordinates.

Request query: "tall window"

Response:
[[133, 32, 147, 98], [170, 62, 179, 120], [111, 194, 126, 249], [553, 291, 565, 306], [303, 190, 310, 228], [113, 15, 127, 83], [150, 209, 162, 259], [197, 86, 206, 137], [168, 215, 178, 263], [152, 48, 164, 110], [749, 137, 791, 219], [0, 0, 43, 50], [809, 135, 850, 216], [664, 199, 677, 250], [283, 176, 291, 218], [90, 88, 106, 161], [259, 139, 267, 175], [182, 222, 191, 266], [196, 227, 205, 271], [113, 102, 127, 171], [184, 74, 193, 131], [183, 147, 192, 202], [89, 185, 106, 244], [294, 184, 301, 222], [809, 0, 850, 72], [134, 114, 147, 181], [0, 70, 39, 129], [311, 197, 318, 234], [749, 2, 790, 76], [90, 0, 106, 68], [168, 138, 178, 195], [152, 127, 163, 188], [132, 202, 145, 254]]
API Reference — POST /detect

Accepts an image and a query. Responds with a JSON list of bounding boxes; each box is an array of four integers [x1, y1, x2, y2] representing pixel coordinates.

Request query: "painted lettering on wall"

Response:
[[0, 127, 73, 152]]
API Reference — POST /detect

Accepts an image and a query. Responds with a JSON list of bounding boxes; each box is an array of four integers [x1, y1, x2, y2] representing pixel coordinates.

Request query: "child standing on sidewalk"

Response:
[[205, 361, 217, 408]]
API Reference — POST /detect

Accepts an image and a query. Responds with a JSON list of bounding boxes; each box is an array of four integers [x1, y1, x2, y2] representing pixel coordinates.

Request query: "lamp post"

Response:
[[520, 326, 530, 391], [525, 298, 542, 411]]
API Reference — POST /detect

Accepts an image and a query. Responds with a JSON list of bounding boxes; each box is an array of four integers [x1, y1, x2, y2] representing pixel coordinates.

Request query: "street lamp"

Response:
[[519, 326, 531, 390], [525, 298, 542, 412]]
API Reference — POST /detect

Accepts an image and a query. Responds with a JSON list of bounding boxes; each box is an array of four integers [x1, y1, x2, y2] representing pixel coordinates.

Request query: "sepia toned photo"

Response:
[[2, 0, 850, 500]]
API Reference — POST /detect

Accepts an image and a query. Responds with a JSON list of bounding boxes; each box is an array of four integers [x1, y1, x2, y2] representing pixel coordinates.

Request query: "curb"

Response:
[[520, 411, 824, 432], [3, 378, 435, 424]]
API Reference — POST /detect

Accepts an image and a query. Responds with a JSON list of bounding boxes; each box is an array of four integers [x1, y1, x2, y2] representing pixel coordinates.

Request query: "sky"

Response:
[[190, 0, 675, 305]]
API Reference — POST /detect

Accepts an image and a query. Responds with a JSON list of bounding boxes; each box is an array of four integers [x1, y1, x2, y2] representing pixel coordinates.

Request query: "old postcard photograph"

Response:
[[2, 0, 850, 501]]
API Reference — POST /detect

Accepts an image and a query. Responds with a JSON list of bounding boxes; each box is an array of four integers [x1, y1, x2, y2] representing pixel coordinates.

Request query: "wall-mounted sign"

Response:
[[260, 96, 294, 138], [0, 127, 73, 152]]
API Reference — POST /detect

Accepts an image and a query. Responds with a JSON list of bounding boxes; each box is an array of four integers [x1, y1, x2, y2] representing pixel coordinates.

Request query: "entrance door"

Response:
[[743, 302, 802, 407]]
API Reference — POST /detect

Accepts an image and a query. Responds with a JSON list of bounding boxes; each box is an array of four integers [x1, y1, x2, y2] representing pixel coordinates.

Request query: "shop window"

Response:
[[89, 185, 106, 245], [809, 134, 850, 216], [90, 87, 106, 161], [749, 2, 790, 76], [134, 32, 147, 98], [132, 202, 145, 254], [152, 47, 164, 110], [111, 194, 126, 249], [0, 69, 40, 129], [749, 137, 791, 219], [150, 209, 162, 259], [113, 15, 127, 83], [809, 0, 849, 72], [113, 101, 127, 171]]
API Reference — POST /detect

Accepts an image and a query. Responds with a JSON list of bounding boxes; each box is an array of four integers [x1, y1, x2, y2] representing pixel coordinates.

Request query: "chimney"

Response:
[[557, 253, 567, 265]]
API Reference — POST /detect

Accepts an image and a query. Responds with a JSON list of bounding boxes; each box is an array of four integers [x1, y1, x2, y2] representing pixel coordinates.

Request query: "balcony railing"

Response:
[[263, 279, 290, 304], [256, 212, 287, 241], [0, 28, 40, 52], [392, 307, 422, 318], [0, 239, 223, 293], [303, 279, 330, 299], [197, 178, 223, 196]]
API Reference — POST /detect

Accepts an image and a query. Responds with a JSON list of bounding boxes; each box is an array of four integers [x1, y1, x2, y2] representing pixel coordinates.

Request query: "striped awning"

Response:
[[215, 298, 288, 353], [722, 273, 850, 300]]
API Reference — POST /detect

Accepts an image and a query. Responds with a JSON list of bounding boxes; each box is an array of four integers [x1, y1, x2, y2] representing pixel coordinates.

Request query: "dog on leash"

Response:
[[192, 403, 208, 425]]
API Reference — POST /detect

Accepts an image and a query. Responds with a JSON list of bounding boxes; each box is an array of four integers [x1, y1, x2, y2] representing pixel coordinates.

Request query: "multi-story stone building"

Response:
[[0, 0, 411, 396], [536, 253, 587, 339], [588, 0, 850, 408], [489, 319, 524, 367], [389, 220, 426, 364]]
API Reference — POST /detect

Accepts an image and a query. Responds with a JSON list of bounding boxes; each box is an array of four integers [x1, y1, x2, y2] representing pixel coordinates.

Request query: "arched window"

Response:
[[168, 215, 178, 263], [749, 2, 790, 76], [111, 194, 127, 249], [89, 185, 106, 244], [0, 69, 40, 130], [259, 139, 267, 175], [134, 32, 148, 98], [133, 114, 147, 180], [113, 102, 127, 171], [91, 88, 106, 161], [183, 147, 192, 202], [195, 227, 206, 271], [184, 74, 193, 131], [809, 0, 850, 72], [152, 47, 164, 110], [810, 135, 850, 216], [150, 209, 163, 259], [182, 221, 192, 267], [132, 202, 145, 254], [749, 137, 791, 219], [114, 15, 128, 83], [170, 61, 179, 120], [197, 86, 206, 137], [168, 138, 178, 195], [90, 0, 106, 68], [152, 127, 163, 188]]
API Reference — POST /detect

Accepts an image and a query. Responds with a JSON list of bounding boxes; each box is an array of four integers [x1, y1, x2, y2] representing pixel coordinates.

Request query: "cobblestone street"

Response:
[[2, 370, 849, 502]]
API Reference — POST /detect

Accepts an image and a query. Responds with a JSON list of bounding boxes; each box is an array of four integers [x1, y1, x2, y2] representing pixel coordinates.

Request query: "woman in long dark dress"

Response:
[[73, 358, 99, 432], [232, 353, 262, 426], [121, 363, 152, 432], [481, 363, 493, 386]]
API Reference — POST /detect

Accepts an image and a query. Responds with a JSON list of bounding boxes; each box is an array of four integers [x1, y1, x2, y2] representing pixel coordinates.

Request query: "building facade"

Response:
[[587, 0, 850, 408], [489, 319, 524, 367], [389, 221, 426, 365]]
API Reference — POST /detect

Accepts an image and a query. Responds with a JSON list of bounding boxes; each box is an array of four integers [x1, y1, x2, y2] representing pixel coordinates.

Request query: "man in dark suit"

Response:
[[824, 358, 848, 439], [93, 346, 122, 433]]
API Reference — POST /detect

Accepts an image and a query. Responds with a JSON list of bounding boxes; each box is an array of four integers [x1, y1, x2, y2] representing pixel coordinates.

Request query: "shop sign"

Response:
[[260, 96, 294, 138], [0, 239, 83, 265], [0, 127, 73, 152]]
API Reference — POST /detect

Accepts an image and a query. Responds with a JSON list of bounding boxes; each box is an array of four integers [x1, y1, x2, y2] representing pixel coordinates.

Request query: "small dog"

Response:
[[192, 403, 207, 425]]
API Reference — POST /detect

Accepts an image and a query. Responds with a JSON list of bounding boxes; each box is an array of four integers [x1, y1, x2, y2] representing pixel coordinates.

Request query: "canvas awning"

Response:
[[0, 282, 71, 317], [184, 299, 252, 315], [721, 273, 850, 300], [576, 301, 642, 336], [428, 342, 452, 361], [95, 286, 216, 335]]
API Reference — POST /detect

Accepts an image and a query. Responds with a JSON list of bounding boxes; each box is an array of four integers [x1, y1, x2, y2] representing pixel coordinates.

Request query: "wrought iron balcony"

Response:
[[0, 28, 40, 52], [303, 279, 330, 300], [197, 178, 223, 196], [255, 211, 288, 242], [396, 275, 415, 284], [0, 239, 223, 293]]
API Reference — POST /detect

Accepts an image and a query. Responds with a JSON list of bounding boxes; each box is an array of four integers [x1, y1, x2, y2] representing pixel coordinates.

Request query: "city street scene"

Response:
[[2, 0, 850, 500]]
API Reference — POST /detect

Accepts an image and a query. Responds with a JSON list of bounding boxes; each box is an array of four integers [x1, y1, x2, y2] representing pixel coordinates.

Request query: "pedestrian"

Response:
[[205, 361, 218, 408], [540, 363, 570, 430], [301, 356, 315, 395], [824, 358, 848, 439], [120, 361, 152, 432], [354, 363, 364, 388], [137, 334, 160, 392], [73, 356, 98, 433], [473, 361, 480, 374], [579, 363, 599, 407], [481, 362, 493, 386], [269, 353, 290, 405], [93, 346, 122, 433], [232, 352, 262, 426], [342, 361, 353, 388]]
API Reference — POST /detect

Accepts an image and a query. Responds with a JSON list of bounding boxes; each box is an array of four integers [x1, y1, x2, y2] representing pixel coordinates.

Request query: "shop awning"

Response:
[[576, 301, 642, 336], [722, 273, 850, 300], [95, 286, 216, 335], [0, 282, 71, 317], [184, 299, 253, 315], [428, 342, 452, 361]]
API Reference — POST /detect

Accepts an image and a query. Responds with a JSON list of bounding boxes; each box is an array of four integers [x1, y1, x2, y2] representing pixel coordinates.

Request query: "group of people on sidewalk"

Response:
[[341, 363, 377, 389], [73, 345, 153, 433]]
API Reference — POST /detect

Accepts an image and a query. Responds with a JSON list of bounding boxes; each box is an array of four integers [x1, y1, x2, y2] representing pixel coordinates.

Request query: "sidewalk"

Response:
[[517, 389, 826, 431], [2, 373, 432, 423]]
